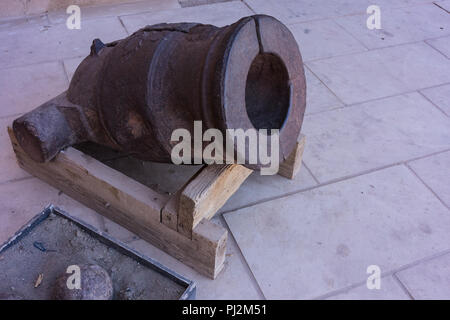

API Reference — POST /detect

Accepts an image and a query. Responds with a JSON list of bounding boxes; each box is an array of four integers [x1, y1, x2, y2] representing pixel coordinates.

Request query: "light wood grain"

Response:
[[178, 164, 253, 238], [161, 191, 180, 231], [8, 127, 227, 279], [278, 134, 306, 180]]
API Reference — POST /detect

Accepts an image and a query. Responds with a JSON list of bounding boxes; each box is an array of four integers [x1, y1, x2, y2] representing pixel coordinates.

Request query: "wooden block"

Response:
[[278, 134, 306, 180], [161, 166, 205, 231], [8, 127, 227, 279], [161, 191, 180, 231], [178, 164, 253, 238]]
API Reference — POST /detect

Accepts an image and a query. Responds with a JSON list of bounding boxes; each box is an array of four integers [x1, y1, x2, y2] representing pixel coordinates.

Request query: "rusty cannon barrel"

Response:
[[13, 15, 306, 170]]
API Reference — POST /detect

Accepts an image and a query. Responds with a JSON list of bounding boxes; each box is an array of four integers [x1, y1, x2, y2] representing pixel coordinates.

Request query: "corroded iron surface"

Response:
[[13, 15, 306, 169]]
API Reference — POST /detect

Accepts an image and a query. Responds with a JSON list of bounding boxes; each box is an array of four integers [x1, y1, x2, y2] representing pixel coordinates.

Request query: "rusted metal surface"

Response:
[[13, 15, 306, 169]]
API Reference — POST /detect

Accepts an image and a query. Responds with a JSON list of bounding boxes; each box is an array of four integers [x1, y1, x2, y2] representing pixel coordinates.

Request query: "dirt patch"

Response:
[[0, 212, 185, 300]]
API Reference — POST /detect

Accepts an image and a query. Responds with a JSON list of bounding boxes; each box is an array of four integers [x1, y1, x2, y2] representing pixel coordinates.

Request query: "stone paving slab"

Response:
[[180, 0, 236, 7], [0, 178, 104, 245], [420, 83, 450, 117], [434, 0, 450, 12], [224, 165, 450, 299], [408, 150, 450, 208], [63, 56, 85, 81], [48, 0, 181, 24], [426, 36, 450, 59], [0, 0, 26, 19], [0, 13, 49, 32], [127, 217, 264, 300], [245, 0, 364, 25], [396, 253, 450, 299], [0, 0, 141, 19], [302, 92, 450, 183], [327, 276, 410, 300], [0, 62, 68, 117], [120, 1, 253, 32], [0, 16, 127, 69], [335, 4, 450, 49], [221, 164, 317, 213], [307, 42, 450, 105], [244, 0, 434, 25], [288, 19, 367, 62], [304, 68, 344, 115]]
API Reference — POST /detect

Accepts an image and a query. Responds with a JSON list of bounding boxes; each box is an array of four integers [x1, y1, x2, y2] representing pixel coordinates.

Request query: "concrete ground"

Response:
[[0, 0, 449, 299]]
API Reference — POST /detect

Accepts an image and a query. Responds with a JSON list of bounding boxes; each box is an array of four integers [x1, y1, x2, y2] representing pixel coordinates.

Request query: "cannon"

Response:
[[13, 15, 306, 170]]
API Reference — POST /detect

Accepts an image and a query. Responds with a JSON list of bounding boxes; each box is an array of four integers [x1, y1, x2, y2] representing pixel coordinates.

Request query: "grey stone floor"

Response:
[[0, 0, 449, 299]]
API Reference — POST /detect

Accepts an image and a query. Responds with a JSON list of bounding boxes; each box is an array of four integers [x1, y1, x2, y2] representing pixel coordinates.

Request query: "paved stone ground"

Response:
[[0, 0, 449, 299]]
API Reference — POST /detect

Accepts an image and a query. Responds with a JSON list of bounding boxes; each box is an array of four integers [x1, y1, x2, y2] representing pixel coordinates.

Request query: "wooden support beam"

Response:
[[8, 127, 227, 279], [178, 164, 253, 238], [278, 134, 306, 180], [161, 191, 180, 231]]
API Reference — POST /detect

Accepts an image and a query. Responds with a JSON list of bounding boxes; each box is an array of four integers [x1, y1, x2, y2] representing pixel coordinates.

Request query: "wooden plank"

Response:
[[8, 127, 227, 279], [278, 134, 306, 180], [161, 166, 205, 231], [178, 164, 253, 238], [161, 191, 180, 231]]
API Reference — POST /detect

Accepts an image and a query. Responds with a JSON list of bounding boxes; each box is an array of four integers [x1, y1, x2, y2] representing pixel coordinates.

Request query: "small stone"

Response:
[[53, 264, 113, 300]]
